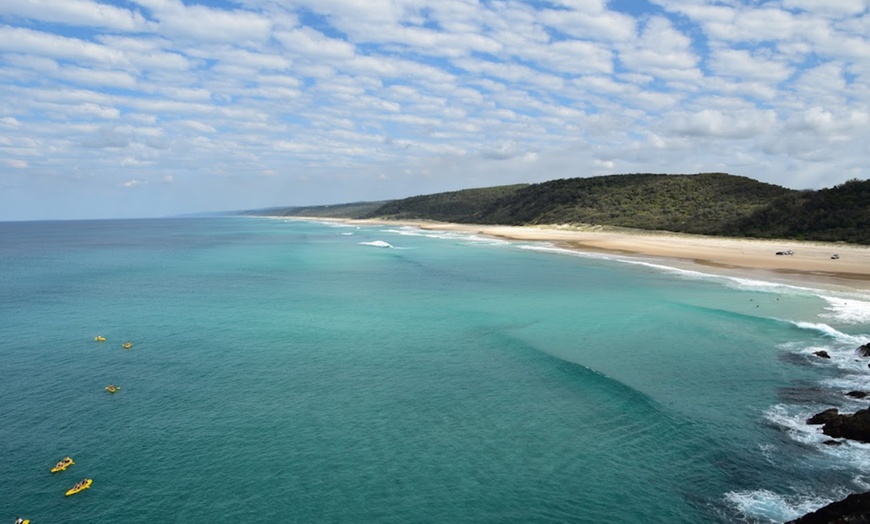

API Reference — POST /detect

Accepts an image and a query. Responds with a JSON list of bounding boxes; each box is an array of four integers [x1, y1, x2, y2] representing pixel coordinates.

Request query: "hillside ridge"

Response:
[[241, 173, 870, 244]]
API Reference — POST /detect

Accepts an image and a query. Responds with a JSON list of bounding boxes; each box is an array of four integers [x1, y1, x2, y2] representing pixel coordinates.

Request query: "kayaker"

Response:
[[15, 517, 24, 524], [56, 460, 65, 469]]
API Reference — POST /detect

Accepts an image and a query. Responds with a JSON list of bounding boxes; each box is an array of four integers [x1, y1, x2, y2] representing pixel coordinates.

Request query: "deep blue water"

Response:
[[1, 217, 869, 523]]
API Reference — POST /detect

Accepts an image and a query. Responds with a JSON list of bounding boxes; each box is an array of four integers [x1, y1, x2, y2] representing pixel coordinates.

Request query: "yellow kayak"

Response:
[[51, 458, 74, 473], [94, 336, 106, 342], [65, 478, 92, 497], [105, 385, 120, 394], [122, 341, 132, 349]]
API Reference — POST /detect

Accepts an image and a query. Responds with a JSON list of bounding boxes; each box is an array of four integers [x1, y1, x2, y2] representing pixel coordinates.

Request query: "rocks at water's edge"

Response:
[[807, 408, 870, 443], [785, 490, 870, 523], [808, 409, 840, 425], [787, 347, 870, 522]]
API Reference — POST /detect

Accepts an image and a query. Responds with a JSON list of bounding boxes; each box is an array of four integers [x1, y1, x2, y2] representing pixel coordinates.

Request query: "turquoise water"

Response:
[[2, 217, 869, 523]]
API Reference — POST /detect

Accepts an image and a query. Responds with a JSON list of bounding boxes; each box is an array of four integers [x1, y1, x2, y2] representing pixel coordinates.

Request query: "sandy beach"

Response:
[[329, 218, 870, 291]]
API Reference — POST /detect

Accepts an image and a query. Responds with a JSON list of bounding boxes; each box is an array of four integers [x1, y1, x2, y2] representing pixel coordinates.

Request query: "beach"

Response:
[[337, 219, 870, 291]]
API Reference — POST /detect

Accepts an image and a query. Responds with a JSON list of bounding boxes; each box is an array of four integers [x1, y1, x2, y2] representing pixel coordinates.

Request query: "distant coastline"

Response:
[[284, 216, 870, 292]]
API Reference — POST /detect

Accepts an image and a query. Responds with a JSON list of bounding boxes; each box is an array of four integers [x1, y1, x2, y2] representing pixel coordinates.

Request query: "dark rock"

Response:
[[814, 351, 831, 359], [808, 409, 840, 425], [859, 343, 870, 357], [786, 490, 870, 523], [822, 439, 843, 446], [847, 391, 869, 399], [807, 408, 870, 443]]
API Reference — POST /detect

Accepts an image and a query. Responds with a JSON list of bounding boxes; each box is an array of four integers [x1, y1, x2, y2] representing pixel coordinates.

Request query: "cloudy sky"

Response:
[[1, 0, 868, 220]]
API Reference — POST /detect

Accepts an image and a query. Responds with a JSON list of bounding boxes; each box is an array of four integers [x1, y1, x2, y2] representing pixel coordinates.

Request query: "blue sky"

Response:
[[1, 0, 868, 220]]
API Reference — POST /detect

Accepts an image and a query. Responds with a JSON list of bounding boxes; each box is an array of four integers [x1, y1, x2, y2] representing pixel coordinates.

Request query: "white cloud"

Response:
[[708, 48, 794, 83], [514, 40, 614, 75], [782, 0, 869, 17], [0, 0, 150, 31], [0, 27, 129, 66], [131, 0, 272, 43], [5, 158, 29, 168], [666, 108, 778, 139], [538, 7, 636, 42], [275, 27, 356, 59], [0, 0, 868, 219], [618, 17, 700, 80]]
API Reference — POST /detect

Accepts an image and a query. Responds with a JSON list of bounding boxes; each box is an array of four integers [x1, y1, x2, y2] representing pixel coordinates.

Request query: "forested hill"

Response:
[[243, 173, 870, 244]]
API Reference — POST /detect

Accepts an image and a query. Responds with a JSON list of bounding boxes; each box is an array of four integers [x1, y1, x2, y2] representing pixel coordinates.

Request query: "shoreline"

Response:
[[290, 217, 870, 292]]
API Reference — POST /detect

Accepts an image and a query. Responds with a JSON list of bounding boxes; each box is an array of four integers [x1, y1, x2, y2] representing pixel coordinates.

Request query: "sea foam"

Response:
[[359, 240, 394, 248], [725, 489, 834, 523], [821, 296, 870, 325]]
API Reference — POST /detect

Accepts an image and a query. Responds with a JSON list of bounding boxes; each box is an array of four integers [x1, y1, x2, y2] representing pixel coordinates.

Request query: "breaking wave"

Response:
[[359, 240, 394, 248], [725, 489, 835, 523]]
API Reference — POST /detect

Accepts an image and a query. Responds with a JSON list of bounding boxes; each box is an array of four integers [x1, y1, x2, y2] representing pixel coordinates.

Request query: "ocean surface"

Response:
[[2, 217, 869, 523]]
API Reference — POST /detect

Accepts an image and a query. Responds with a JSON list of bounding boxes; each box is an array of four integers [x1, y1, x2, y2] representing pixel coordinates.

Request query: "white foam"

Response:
[[821, 296, 870, 325], [821, 375, 870, 392], [765, 404, 870, 479], [764, 404, 827, 446], [380, 227, 512, 246], [725, 489, 833, 523], [359, 240, 393, 248], [788, 321, 870, 346], [517, 244, 618, 261]]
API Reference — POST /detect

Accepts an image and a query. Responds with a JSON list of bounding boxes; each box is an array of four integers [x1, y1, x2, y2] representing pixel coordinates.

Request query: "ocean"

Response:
[[1, 217, 869, 523]]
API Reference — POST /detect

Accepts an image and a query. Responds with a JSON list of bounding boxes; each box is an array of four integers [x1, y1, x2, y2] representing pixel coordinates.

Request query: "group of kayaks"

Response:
[[95, 336, 133, 394], [17, 337, 134, 519], [49, 456, 92, 497], [94, 335, 133, 349]]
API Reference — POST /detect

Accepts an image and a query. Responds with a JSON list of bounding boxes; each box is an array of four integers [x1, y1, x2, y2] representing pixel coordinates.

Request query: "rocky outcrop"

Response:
[[786, 490, 870, 523], [847, 391, 868, 399], [814, 350, 831, 359], [807, 408, 870, 443], [858, 343, 870, 357]]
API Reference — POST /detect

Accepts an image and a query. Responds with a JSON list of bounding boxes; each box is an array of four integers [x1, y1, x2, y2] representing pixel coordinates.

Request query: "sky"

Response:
[[1, 0, 869, 220]]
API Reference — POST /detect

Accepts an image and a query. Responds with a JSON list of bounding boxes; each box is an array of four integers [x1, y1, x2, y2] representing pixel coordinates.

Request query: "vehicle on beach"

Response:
[[775, 250, 794, 255], [831, 254, 840, 259]]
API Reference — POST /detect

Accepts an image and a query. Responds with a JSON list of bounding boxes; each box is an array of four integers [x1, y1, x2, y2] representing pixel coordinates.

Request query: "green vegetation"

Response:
[[460, 173, 791, 233], [736, 179, 870, 244], [238, 201, 387, 219], [364, 184, 529, 222], [240, 173, 870, 244]]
